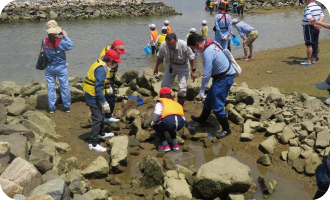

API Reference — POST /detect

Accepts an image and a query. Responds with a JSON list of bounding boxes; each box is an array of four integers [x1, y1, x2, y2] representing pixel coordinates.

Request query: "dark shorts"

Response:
[[303, 25, 319, 46]]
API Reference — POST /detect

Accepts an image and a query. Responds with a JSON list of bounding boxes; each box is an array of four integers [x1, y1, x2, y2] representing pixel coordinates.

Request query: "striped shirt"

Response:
[[302, 2, 324, 26]]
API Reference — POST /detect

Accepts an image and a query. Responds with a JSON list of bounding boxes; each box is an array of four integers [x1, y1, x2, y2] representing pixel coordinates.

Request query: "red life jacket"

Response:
[[44, 37, 62, 50], [203, 40, 222, 53]]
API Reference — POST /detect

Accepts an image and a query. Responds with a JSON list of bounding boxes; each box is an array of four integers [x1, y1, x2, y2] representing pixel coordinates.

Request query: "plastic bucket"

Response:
[[231, 35, 241, 46], [143, 46, 151, 54], [232, 7, 236, 12]]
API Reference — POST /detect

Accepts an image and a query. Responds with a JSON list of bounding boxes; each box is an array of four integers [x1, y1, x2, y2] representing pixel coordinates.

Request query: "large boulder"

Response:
[[315, 129, 330, 148], [81, 156, 109, 179], [235, 88, 259, 105], [109, 136, 129, 174], [186, 81, 200, 101], [0, 177, 23, 198], [20, 79, 42, 97], [25, 90, 49, 110], [23, 111, 56, 135], [0, 124, 34, 140], [164, 175, 192, 200], [21, 120, 60, 142], [280, 127, 296, 144], [194, 156, 252, 199], [0, 81, 22, 96], [265, 93, 285, 108], [0, 94, 14, 106], [287, 147, 301, 166], [27, 178, 65, 200], [0, 135, 28, 161], [0, 157, 42, 195], [140, 157, 165, 188], [83, 189, 108, 200], [259, 135, 276, 155], [7, 102, 30, 116], [266, 122, 285, 135], [304, 153, 322, 175], [260, 86, 281, 96], [52, 156, 68, 176], [260, 109, 275, 122], [70, 87, 83, 103], [303, 97, 323, 112], [300, 121, 314, 133]]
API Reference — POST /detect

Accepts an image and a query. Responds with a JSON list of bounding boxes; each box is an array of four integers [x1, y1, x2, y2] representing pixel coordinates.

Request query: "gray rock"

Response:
[[20, 79, 41, 97], [186, 81, 200, 101], [280, 151, 288, 161], [266, 122, 285, 135], [140, 157, 165, 188], [287, 147, 301, 166], [49, 10, 58, 19], [260, 109, 275, 122], [265, 93, 285, 108], [0, 81, 22, 96], [299, 130, 308, 141], [0, 134, 29, 160], [70, 87, 83, 103], [0, 177, 23, 198], [138, 88, 152, 96], [34, 159, 54, 174], [0, 141, 10, 173], [292, 159, 305, 173], [315, 129, 330, 148], [80, 156, 109, 179], [69, 180, 84, 196], [27, 178, 65, 200], [304, 97, 323, 112], [122, 70, 139, 83], [52, 156, 68, 176], [21, 119, 60, 142], [0, 94, 14, 106], [257, 176, 278, 194], [7, 102, 30, 116], [1, 157, 42, 195], [32, 142, 58, 158], [280, 127, 296, 144], [227, 193, 244, 200], [13, 194, 26, 199], [23, 111, 56, 136], [54, 142, 71, 153], [260, 86, 281, 96], [304, 153, 322, 175], [301, 121, 314, 133], [83, 189, 108, 200], [253, 106, 264, 118], [0, 101, 7, 125], [25, 90, 50, 109], [259, 135, 276, 155], [66, 157, 78, 167], [163, 157, 175, 170], [302, 138, 315, 147], [240, 133, 254, 141], [42, 170, 60, 184], [257, 154, 271, 166], [142, 109, 154, 129], [164, 175, 192, 200], [109, 135, 129, 174], [228, 108, 244, 125], [194, 156, 252, 199], [191, 132, 208, 140]]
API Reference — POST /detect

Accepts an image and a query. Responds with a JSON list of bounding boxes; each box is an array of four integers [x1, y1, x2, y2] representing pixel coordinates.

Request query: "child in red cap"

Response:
[[151, 87, 185, 152]]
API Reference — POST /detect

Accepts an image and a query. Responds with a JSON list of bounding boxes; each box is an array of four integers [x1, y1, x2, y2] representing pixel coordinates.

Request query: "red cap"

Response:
[[112, 40, 125, 54], [159, 87, 171, 96], [105, 49, 121, 63]]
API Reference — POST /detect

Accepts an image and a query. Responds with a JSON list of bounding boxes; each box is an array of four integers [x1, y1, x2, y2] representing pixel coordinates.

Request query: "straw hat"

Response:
[[46, 20, 62, 34]]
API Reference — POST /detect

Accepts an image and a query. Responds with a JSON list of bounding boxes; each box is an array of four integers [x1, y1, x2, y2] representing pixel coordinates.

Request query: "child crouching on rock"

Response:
[[151, 87, 185, 152]]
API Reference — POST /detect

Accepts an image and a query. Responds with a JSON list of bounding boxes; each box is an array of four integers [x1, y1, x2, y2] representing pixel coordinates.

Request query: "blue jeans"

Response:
[[153, 115, 185, 143], [105, 80, 116, 118], [215, 37, 229, 49], [45, 65, 71, 110], [203, 75, 233, 118]]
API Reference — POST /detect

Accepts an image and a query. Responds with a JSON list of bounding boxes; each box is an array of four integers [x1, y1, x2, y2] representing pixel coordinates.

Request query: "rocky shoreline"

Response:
[[0, 68, 326, 199], [0, 0, 179, 23]]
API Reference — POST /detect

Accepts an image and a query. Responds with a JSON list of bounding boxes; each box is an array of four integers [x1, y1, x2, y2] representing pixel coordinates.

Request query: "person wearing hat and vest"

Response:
[[83, 50, 121, 152], [200, 20, 209, 40], [237, 0, 244, 15], [156, 27, 168, 52], [187, 33, 236, 139], [151, 87, 185, 152], [232, 18, 259, 60], [98, 40, 125, 123], [154, 33, 197, 106], [43, 20, 73, 114], [164, 20, 172, 34], [315, 74, 330, 105], [215, 4, 232, 50], [149, 24, 159, 55], [186, 28, 196, 42]]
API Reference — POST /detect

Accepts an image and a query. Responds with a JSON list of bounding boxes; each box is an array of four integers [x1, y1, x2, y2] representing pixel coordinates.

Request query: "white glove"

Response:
[[102, 102, 110, 114], [151, 121, 156, 126], [107, 85, 113, 95], [221, 35, 227, 40], [199, 89, 206, 100]]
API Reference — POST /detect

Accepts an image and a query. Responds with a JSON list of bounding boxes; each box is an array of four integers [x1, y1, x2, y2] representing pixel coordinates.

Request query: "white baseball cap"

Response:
[[232, 19, 238, 23], [149, 24, 155, 28], [202, 20, 207, 24], [162, 26, 168, 30], [190, 28, 196, 32], [164, 20, 169, 24]]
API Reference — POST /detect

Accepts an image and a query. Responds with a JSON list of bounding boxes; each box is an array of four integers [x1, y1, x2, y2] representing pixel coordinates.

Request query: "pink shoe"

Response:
[[172, 144, 179, 151], [158, 144, 170, 152]]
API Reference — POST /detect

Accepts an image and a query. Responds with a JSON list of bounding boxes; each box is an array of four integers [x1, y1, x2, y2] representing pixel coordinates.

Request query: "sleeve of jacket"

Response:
[[215, 14, 223, 38], [58, 35, 73, 51], [201, 49, 213, 91], [94, 67, 107, 103], [236, 24, 245, 38], [224, 16, 232, 37]]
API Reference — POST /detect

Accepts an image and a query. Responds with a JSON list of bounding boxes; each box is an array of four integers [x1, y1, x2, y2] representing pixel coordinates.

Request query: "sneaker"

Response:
[[324, 97, 330, 105], [89, 144, 107, 152], [104, 117, 120, 123], [98, 132, 114, 138], [158, 144, 171, 152], [65, 107, 70, 113], [172, 144, 179, 151], [49, 109, 55, 114]]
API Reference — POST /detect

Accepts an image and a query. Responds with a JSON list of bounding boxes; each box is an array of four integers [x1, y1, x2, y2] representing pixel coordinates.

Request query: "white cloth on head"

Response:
[[164, 20, 169, 24], [190, 28, 196, 32], [202, 20, 207, 24], [149, 24, 156, 28]]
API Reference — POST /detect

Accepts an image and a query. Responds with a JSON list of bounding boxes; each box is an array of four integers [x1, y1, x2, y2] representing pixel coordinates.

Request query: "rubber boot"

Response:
[[191, 108, 212, 125], [178, 96, 186, 107], [215, 117, 232, 139]]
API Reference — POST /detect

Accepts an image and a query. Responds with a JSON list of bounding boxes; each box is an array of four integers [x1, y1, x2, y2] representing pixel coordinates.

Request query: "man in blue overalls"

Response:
[[214, 3, 232, 50], [187, 33, 236, 138]]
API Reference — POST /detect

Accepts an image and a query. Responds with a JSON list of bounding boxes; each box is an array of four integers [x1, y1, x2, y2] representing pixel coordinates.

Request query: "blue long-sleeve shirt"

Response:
[[84, 66, 108, 104], [215, 13, 232, 40], [43, 35, 73, 68], [201, 42, 236, 91], [315, 163, 330, 193], [235, 21, 255, 38]]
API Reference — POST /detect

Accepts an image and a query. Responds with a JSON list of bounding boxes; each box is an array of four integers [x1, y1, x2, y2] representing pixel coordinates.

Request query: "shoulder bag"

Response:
[[36, 42, 47, 70]]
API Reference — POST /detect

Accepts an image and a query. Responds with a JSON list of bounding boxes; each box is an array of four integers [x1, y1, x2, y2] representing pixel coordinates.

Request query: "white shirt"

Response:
[[302, 2, 324, 26]]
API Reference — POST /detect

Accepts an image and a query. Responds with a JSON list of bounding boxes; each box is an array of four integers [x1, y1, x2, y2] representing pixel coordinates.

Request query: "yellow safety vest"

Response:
[[99, 46, 118, 80], [186, 33, 192, 42], [200, 26, 209, 37], [158, 34, 167, 49], [83, 59, 111, 96], [239, 0, 244, 6], [210, 2, 213, 8]]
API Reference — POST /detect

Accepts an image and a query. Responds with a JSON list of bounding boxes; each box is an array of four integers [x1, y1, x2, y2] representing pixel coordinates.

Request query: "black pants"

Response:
[[105, 80, 115, 118], [313, 190, 326, 199], [237, 5, 243, 14], [151, 46, 156, 54], [303, 25, 320, 57], [88, 102, 104, 146], [153, 115, 185, 143]]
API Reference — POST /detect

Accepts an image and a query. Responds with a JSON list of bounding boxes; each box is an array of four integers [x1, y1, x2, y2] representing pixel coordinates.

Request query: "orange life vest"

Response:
[[150, 30, 159, 42], [157, 98, 184, 119], [166, 26, 172, 34]]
